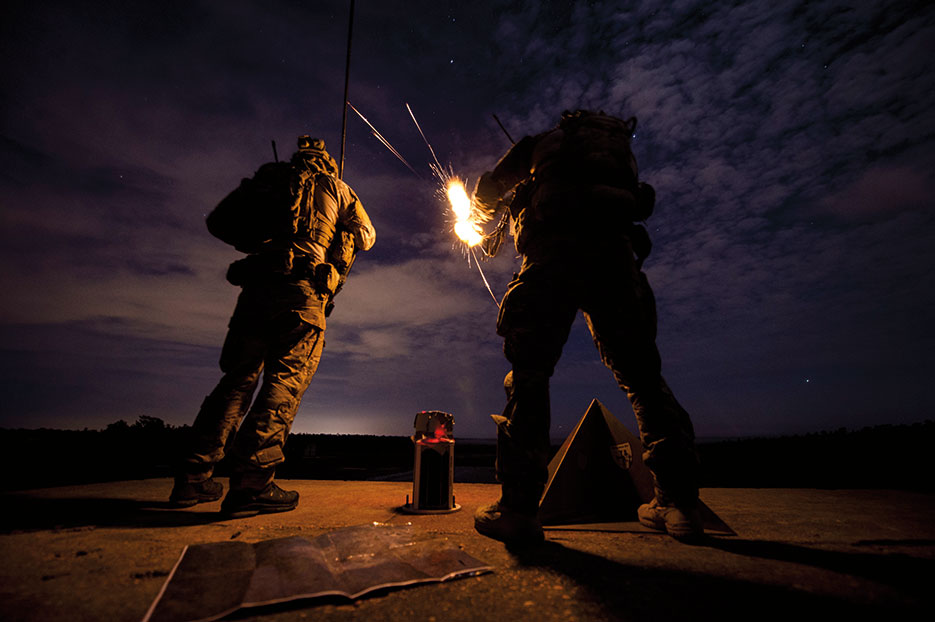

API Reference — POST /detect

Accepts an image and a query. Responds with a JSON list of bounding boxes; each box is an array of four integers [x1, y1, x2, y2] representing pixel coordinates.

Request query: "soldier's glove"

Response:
[[482, 229, 504, 258], [473, 172, 501, 218], [479, 203, 512, 258]]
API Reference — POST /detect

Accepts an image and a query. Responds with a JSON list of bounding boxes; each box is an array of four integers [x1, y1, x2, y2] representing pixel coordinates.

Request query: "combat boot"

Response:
[[169, 477, 223, 507], [637, 498, 703, 541], [474, 499, 544, 546], [221, 481, 299, 518]]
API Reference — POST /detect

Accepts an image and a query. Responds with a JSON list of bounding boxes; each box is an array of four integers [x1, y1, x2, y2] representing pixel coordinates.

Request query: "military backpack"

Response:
[[206, 161, 316, 254]]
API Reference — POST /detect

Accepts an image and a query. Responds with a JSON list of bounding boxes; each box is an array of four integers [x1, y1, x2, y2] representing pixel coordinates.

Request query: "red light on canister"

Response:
[[401, 411, 461, 514]]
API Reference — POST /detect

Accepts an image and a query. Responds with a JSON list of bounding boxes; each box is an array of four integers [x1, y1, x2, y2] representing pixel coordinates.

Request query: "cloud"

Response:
[[333, 256, 491, 329], [820, 165, 932, 220], [2, 1, 934, 438]]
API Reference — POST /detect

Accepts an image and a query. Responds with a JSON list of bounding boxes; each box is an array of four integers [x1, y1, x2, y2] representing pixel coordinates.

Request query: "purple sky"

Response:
[[1, 1, 933, 440]]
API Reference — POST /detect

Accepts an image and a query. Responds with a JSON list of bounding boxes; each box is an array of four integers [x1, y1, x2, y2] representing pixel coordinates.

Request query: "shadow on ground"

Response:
[[699, 537, 934, 596], [0, 494, 228, 532], [511, 540, 924, 618]]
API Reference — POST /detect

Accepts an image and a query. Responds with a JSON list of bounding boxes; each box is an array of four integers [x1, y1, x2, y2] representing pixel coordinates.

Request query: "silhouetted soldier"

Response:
[[170, 136, 375, 517], [472, 110, 701, 544]]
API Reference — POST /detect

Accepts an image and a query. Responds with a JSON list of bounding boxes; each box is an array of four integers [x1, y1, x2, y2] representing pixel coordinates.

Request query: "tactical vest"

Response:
[[297, 174, 338, 263], [213, 155, 352, 295]]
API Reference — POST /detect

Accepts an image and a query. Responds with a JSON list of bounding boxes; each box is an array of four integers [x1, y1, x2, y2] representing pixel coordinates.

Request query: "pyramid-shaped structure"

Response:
[[539, 399, 732, 534]]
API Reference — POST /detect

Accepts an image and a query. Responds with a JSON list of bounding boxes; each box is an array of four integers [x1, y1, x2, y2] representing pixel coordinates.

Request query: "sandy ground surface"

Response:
[[1, 479, 933, 621]]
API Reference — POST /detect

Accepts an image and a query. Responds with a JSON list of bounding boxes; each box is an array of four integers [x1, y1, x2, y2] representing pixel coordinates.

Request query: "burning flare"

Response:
[[447, 178, 483, 247], [349, 101, 501, 306]]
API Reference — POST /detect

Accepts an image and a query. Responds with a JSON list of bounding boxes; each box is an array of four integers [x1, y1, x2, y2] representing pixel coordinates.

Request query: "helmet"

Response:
[[294, 135, 338, 176], [297, 135, 327, 151]]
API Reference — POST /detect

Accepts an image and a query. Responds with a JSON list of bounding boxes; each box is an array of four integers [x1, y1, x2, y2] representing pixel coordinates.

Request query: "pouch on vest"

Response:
[[327, 229, 356, 274], [313, 262, 340, 296]]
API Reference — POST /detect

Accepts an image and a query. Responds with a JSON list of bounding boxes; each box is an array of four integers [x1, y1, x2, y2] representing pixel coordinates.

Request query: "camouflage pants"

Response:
[[494, 242, 699, 511], [182, 279, 326, 491]]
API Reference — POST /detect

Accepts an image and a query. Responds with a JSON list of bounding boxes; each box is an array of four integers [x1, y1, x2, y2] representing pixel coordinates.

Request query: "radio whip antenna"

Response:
[[339, 0, 356, 179]]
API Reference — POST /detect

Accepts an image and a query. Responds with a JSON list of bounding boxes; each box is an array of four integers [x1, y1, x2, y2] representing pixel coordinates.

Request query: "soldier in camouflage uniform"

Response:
[[472, 110, 701, 543], [170, 136, 376, 517]]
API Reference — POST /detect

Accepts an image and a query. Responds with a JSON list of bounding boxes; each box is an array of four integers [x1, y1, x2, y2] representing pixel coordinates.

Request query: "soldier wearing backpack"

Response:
[[170, 136, 376, 517], [471, 110, 701, 544]]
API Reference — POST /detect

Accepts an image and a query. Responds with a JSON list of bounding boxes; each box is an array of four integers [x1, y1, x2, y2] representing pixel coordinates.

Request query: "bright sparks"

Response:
[[447, 179, 483, 247], [352, 101, 502, 307]]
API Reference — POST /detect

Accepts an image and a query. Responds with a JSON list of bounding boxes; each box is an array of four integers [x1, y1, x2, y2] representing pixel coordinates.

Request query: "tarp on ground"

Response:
[[142, 523, 492, 622]]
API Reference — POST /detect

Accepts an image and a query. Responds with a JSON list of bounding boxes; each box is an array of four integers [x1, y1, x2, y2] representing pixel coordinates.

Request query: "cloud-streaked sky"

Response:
[[2, 1, 933, 440]]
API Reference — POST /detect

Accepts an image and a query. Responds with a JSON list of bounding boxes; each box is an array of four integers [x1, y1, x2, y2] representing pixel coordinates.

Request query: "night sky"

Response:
[[2, 1, 933, 441]]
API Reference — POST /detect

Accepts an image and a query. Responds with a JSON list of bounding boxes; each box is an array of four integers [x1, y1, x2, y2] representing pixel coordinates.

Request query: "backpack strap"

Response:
[[295, 170, 317, 239]]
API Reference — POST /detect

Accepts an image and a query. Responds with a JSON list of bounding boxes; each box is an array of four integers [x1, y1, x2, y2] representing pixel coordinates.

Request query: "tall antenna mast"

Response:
[[339, 0, 356, 180]]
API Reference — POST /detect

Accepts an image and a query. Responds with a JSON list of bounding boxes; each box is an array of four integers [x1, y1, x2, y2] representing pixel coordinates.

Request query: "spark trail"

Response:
[[406, 103, 443, 172], [403, 105, 500, 307], [347, 102, 420, 177], [470, 247, 500, 308], [349, 102, 502, 307]]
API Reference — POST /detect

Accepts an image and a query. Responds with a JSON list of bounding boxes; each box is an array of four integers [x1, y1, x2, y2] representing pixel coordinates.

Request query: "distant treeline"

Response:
[[696, 421, 935, 491], [0, 417, 494, 491], [0, 417, 932, 492]]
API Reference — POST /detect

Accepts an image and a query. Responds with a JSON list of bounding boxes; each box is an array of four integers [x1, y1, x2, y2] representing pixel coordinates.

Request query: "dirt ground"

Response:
[[1, 479, 933, 621]]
